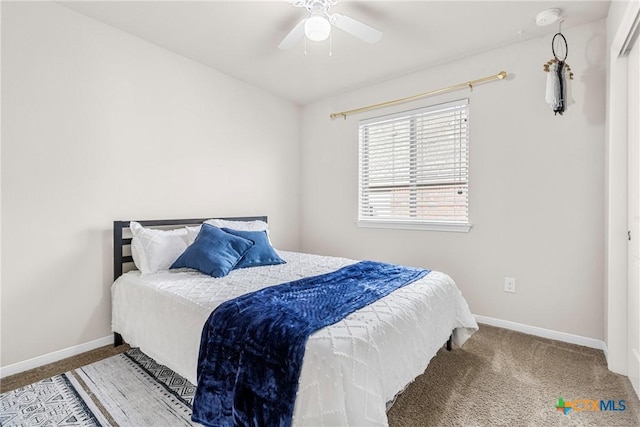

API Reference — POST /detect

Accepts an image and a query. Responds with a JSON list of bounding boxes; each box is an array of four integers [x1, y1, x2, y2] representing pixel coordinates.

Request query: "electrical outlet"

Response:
[[504, 277, 516, 293]]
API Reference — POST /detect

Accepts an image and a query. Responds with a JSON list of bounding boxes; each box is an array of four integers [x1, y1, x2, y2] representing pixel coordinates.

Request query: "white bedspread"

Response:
[[111, 251, 478, 426]]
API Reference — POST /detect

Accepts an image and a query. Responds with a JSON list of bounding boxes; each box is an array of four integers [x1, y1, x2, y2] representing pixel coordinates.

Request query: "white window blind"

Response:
[[358, 99, 470, 230]]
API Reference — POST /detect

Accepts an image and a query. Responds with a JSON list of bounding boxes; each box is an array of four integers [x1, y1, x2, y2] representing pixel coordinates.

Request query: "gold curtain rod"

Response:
[[329, 71, 508, 120]]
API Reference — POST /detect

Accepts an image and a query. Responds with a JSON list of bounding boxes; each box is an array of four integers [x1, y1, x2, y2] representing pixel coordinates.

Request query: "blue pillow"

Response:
[[170, 224, 254, 277], [221, 228, 286, 269]]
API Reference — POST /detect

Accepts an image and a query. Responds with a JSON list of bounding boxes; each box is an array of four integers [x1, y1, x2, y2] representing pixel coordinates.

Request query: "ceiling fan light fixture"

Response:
[[278, 0, 382, 50], [305, 14, 331, 41]]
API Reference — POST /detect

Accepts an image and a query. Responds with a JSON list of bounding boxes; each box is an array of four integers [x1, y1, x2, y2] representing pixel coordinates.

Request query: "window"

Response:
[[358, 99, 470, 232]]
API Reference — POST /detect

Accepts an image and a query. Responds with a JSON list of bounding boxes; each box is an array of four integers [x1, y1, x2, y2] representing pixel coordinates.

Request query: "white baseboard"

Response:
[[474, 314, 606, 351], [0, 335, 114, 379]]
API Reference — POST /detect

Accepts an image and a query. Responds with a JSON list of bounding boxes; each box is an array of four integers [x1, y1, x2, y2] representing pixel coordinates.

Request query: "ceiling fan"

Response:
[[278, 0, 383, 50]]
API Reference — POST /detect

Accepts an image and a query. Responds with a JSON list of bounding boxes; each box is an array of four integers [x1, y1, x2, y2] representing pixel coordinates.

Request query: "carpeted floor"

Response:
[[388, 325, 640, 426], [1, 325, 638, 426], [1, 343, 130, 394]]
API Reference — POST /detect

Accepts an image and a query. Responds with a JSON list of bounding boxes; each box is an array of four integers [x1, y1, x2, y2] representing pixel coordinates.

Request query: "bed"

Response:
[[111, 216, 478, 426]]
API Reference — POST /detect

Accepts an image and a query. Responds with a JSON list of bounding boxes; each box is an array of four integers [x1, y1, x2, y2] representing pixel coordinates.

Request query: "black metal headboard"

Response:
[[113, 216, 268, 281]]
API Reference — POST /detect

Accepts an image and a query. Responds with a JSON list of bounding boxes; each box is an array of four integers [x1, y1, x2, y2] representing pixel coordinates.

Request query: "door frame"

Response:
[[628, 37, 640, 396], [606, 0, 640, 376]]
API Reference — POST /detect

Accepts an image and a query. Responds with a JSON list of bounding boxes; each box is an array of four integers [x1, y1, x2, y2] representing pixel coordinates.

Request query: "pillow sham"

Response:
[[171, 224, 254, 278], [186, 226, 201, 245], [130, 221, 189, 275], [221, 228, 285, 269], [188, 219, 270, 245], [204, 219, 268, 232]]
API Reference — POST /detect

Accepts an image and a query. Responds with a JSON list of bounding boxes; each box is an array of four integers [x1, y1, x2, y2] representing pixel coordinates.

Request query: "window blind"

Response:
[[358, 99, 469, 226]]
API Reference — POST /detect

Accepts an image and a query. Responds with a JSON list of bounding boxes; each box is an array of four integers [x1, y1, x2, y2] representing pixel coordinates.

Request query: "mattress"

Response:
[[111, 250, 478, 426]]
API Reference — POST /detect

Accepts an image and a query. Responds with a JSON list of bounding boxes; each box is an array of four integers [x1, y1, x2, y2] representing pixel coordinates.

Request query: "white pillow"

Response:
[[187, 219, 270, 245], [186, 226, 202, 246], [204, 219, 268, 232], [130, 221, 189, 275]]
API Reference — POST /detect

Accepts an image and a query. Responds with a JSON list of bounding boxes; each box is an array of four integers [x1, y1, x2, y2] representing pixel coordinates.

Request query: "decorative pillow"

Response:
[[130, 221, 189, 275], [221, 228, 285, 269], [171, 224, 254, 278]]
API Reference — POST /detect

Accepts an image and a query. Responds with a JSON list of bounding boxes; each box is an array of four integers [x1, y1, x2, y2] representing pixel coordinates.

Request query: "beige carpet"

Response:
[[2, 326, 638, 426], [388, 325, 640, 426]]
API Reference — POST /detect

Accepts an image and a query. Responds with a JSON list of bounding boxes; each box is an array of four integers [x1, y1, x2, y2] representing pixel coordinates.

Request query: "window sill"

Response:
[[356, 220, 472, 233]]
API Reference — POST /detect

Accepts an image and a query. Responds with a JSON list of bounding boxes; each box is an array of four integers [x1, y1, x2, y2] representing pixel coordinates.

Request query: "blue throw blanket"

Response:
[[191, 260, 430, 427]]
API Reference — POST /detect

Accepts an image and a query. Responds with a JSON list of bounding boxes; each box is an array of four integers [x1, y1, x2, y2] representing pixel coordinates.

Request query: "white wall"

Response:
[[300, 21, 607, 340], [1, 2, 300, 367]]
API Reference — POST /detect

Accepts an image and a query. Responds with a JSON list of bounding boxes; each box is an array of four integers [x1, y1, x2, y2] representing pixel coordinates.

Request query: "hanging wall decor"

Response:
[[543, 18, 574, 115]]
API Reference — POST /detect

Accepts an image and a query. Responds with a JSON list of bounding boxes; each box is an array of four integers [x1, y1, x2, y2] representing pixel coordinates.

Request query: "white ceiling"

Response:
[[59, 0, 610, 105]]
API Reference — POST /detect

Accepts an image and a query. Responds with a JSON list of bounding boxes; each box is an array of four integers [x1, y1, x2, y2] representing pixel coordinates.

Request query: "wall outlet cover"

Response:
[[504, 277, 516, 293]]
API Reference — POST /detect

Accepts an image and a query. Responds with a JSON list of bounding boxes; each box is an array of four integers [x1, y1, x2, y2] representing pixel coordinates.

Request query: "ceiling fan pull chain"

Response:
[[304, 36, 308, 56]]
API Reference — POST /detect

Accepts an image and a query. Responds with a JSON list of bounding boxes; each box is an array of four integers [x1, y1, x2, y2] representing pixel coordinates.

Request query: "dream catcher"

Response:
[[543, 19, 574, 115]]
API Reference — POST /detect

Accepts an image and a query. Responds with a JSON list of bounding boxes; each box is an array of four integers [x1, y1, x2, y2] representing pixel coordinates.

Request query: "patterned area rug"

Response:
[[0, 348, 196, 426]]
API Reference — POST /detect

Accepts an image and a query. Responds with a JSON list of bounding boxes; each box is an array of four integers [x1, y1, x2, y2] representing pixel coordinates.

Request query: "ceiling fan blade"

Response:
[[278, 19, 306, 50], [331, 13, 382, 44]]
